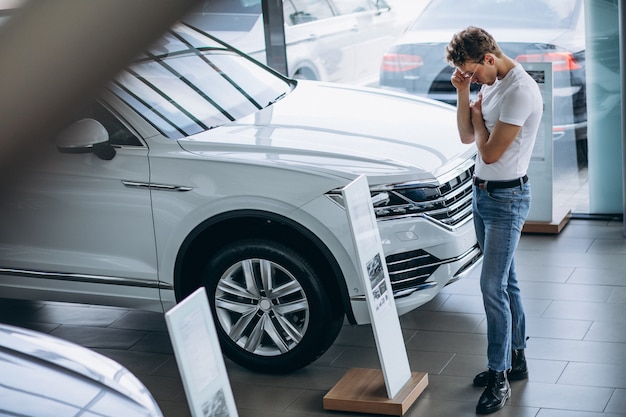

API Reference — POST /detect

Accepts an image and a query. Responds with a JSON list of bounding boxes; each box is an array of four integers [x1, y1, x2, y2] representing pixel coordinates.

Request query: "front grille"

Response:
[[373, 163, 475, 228], [386, 249, 440, 292], [386, 244, 482, 296]]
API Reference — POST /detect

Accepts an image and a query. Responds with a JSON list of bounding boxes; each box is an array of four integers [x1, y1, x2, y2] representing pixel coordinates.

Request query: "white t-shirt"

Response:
[[474, 63, 543, 181]]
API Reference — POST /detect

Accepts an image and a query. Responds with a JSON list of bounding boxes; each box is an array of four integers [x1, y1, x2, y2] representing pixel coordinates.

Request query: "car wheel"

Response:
[[292, 67, 317, 80], [203, 238, 343, 373]]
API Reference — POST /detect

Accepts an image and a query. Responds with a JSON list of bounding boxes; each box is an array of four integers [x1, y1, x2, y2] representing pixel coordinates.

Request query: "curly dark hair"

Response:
[[445, 26, 503, 67]]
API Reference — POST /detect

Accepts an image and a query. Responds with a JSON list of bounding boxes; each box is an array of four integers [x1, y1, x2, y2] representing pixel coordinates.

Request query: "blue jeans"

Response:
[[473, 182, 531, 372]]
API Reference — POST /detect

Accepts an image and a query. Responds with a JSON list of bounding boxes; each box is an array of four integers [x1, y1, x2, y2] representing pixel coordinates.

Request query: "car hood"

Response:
[[179, 81, 475, 185], [0, 324, 163, 417]]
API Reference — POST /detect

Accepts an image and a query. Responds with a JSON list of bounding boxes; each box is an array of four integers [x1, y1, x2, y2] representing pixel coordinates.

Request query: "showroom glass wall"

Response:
[[187, 0, 624, 226]]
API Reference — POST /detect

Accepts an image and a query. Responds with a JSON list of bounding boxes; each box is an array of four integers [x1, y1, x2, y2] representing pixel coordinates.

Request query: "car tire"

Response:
[[202, 238, 343, 373]]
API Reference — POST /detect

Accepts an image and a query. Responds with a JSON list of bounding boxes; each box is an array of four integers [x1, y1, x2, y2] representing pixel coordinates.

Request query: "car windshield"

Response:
[[108, 24, 293, 139], [410, 0, 580, 30]]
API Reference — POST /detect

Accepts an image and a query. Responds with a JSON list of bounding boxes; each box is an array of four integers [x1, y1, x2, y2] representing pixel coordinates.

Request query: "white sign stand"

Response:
[[323, 176, 428, 416], [165, 288, 239, 417], [523, 62, 571, 233]]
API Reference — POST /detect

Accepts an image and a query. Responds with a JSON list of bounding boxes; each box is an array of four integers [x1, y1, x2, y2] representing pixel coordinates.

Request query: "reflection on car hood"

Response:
[[0, 324, 163, 417], [179, 81, 475, 183]]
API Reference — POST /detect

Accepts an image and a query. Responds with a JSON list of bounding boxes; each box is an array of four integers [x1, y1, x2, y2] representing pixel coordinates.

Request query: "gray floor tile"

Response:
[[542, 300, 626, 323], [521, 281, 615, 302], [129, 330, 174, 354], [517, 250, 626, 270], [405, 330, 486, 355], [518, 235, 595, 253], [525, 316, 592, 340], [437, 294, 485, 314], [605, 388, 626, 414], [111, 310, 168, 332], [584, 321, 626, 343], [508, 381, 614, 412], [568, 267, 626, 287], [529, 337, 626, 364], [608, 287, 626, 303], [516, 263, 575, 283], [399, 309, 484, 332], [537, 409, 626, 417], [92, 347, 172, 375], [406, 350, 455, 374], [329, 346, 380, 369], [37, 303, 128, 326], [49, 324, 147, 349], [588, 238, 626, 254], [558, 363, 626, 389], [230, 383, 306, 412]]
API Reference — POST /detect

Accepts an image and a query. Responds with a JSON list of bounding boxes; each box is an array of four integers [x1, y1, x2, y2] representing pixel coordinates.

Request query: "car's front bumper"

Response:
[[349, 214, 481, 324]]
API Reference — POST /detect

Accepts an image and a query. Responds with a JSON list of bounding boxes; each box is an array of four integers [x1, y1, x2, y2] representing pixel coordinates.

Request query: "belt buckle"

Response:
[[474, 177, 489, 190]]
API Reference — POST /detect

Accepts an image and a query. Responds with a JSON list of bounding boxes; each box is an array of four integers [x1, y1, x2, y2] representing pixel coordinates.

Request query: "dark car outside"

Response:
[[379, 0, 587, 165]]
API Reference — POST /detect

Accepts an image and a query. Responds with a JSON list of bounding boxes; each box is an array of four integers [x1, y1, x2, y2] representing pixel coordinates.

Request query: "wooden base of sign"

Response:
[[523, 208, 571, 234], [323, 368, 428, 416]]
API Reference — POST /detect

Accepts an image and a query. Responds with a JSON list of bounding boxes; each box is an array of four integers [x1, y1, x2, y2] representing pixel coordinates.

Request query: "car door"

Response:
[[0, 98, 161, 308], [283, 0, 357, 82], [330, 0, 400, 84]]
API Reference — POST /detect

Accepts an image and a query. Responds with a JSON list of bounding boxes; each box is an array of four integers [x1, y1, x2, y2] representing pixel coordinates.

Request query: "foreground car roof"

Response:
[[0, 324, 163, 417]]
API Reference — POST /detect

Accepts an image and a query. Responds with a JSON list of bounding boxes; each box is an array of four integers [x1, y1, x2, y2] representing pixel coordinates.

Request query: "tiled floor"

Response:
[[1, 218, 625, 417]]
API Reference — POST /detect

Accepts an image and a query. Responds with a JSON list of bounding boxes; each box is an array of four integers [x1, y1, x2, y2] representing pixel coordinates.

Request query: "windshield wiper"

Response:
[[268, 92, 286, 106]]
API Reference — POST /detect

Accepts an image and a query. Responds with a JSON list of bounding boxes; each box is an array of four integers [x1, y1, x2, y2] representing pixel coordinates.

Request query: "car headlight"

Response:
[[327, 162, 475, 228]]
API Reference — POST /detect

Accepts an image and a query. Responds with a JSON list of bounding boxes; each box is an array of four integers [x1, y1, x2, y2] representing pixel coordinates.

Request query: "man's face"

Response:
[[458, 62, 481, 84], [459, 54, 500, 86]]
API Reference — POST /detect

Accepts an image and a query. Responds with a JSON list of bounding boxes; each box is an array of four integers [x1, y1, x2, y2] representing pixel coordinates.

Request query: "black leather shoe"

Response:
[[509, 349, 529, 381], [476, 370, 511, 414], [473, 349, 528, 387]]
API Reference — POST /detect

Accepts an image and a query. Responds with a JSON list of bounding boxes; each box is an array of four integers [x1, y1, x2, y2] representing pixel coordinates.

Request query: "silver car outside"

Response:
[[184, 0, 410, 86]]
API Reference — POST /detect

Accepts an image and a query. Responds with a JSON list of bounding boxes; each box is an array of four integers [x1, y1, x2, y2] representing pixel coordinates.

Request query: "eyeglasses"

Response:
[[460, 62, 480, 81]]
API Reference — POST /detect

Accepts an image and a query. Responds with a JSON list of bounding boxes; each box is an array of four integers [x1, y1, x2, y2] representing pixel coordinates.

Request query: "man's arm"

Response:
[[451, 68, 475, 144], [471, 94, 521, 164]]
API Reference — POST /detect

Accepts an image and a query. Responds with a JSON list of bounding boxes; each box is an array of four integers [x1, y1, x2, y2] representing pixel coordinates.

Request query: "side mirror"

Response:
[[56, 118, 116, 160]]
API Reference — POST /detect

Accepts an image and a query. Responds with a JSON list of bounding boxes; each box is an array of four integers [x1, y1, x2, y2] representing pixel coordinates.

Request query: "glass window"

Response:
[[284, 0, 334, 26], [185, 0, 261, 32], [93, 102, 142, 147], [411, 0, 578, 30], [332, 0, 374, 15]]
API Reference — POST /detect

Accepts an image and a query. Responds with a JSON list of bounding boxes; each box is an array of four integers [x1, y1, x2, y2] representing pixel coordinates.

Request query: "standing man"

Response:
[[445, 26, 543, 414]]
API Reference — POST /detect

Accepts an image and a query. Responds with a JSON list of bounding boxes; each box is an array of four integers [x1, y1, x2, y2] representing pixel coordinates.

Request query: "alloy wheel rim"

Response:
[[215, 258, 310, 356]]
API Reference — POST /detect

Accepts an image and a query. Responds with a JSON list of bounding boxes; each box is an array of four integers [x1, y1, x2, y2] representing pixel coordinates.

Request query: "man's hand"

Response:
[[451, 68, 472, 91], [471, 92, 483, 122]]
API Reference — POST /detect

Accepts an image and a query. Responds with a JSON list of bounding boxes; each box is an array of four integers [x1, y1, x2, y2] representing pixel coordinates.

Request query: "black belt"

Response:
[[473, 175, 528, 191]]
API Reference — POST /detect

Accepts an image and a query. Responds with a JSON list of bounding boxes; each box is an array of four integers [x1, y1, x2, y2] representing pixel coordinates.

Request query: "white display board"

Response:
[[524, 62, 554, 222], [341, 175, 412, 398], [165, 288, 239, 417]]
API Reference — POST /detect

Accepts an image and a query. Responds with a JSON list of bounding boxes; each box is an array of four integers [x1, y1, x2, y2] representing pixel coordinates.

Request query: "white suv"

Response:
[[0, 24, 481, 373]]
